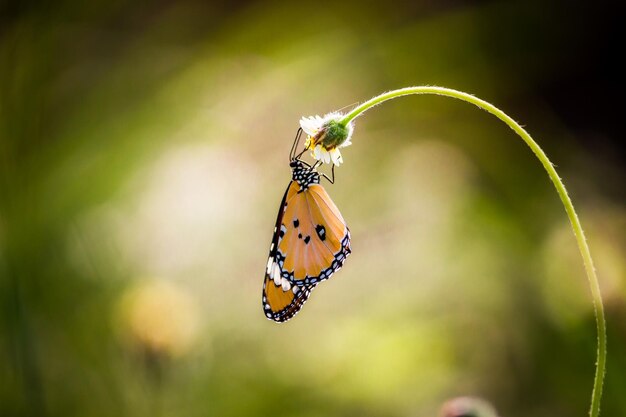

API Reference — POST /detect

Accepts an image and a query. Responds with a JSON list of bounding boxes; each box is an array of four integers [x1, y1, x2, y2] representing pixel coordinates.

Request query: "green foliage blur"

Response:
[[1, 1, 624, 416]]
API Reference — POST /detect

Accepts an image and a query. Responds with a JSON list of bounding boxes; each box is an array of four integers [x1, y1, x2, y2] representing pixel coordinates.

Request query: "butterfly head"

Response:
[[290, 159, 320, 191]]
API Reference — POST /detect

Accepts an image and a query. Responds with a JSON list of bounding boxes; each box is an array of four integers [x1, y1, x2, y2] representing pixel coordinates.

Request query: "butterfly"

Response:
[[262, 128, 351, 322]]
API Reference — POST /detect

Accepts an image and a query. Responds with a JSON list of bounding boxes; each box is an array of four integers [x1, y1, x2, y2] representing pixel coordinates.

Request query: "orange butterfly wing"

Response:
[[279, 183, 351, 286], [263, 175, 351, 323], [262, 181, 314, 322], [262, 275, 314, 322]]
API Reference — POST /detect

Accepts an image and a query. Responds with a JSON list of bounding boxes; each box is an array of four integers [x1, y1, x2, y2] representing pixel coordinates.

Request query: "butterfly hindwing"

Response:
[[263, 181, 312, 322], [262, 275, 314, 322]]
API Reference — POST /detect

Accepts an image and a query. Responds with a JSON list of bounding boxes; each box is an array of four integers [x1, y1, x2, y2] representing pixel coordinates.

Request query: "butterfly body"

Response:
[[262, 160, 351, 322]]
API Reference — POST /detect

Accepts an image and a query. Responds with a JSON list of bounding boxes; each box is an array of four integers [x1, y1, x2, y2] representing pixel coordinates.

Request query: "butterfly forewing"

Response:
[[279, 184, 350, 285]]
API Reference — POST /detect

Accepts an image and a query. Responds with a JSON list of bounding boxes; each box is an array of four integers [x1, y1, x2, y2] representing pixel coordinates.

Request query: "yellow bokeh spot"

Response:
[[117, 279, 200, 357]]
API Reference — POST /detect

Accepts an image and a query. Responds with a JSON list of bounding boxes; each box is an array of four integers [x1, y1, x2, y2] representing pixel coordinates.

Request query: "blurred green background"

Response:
[[1, 1, 624, 416]]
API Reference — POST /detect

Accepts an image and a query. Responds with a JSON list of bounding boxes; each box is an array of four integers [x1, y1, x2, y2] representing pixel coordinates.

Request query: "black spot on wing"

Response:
[[315, 224, 326, 241]]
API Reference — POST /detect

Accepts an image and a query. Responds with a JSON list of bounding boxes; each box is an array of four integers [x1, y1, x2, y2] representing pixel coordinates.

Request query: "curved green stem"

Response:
[[340, 86, 606, 417]]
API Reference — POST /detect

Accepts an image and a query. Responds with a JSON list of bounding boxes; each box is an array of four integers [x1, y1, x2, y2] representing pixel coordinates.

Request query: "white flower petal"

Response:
[[300, 125, 316, 137], [322, 150, 331, 164], [299, 115, 323, 136], [313, 145, 322, 160], [330, 148, 343, 166]]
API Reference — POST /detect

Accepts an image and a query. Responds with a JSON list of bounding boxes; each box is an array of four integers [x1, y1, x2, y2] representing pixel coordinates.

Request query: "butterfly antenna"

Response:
[[289, 128, 303, 161], [295, 147, 307, 161]]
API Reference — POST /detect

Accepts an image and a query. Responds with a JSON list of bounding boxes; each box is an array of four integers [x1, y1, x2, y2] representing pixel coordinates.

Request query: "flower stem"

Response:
[[341, 86, 606, 417]]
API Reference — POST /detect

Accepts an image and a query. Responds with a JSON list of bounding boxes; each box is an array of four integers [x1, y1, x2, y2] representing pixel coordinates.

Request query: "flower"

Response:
[[299, 112, 353, 165]]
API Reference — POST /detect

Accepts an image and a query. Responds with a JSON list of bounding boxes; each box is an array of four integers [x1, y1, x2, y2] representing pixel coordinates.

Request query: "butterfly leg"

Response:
[[321, 163, 335, 184]]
